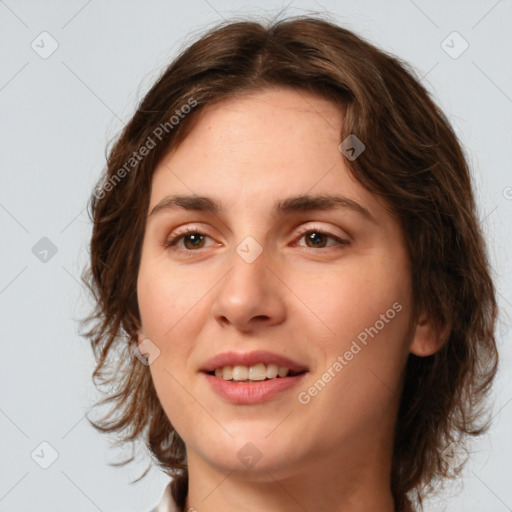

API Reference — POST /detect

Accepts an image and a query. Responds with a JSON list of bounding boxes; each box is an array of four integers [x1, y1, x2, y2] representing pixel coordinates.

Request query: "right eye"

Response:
[[164, 227, 216, 253]]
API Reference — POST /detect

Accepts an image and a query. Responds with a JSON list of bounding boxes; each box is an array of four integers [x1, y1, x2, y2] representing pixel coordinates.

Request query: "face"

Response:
[[136, 88, 434, 480]]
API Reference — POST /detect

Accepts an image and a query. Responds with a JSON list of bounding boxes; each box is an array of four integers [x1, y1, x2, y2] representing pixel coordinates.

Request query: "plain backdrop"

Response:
[[1, 1, 511, 511]]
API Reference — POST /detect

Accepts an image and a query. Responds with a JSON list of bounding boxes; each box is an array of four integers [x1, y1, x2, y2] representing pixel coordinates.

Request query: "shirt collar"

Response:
[[153, 482, 182, 512]]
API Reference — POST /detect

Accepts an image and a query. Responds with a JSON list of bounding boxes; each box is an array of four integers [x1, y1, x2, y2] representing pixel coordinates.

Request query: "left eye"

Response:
[[294, 229, 348, 249], [164, 227, 348, 253]]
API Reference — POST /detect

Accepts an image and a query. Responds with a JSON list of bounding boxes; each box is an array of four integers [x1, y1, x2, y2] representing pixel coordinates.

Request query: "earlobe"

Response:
[[409, 311, 450, 357]]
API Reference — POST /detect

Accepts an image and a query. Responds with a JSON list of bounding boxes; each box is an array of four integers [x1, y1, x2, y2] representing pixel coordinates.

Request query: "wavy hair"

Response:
[[82, 14, 498, 511]]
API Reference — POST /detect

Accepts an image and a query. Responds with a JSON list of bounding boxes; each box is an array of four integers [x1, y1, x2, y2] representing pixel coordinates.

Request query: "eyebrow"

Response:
[[149, 193, 376, 222]]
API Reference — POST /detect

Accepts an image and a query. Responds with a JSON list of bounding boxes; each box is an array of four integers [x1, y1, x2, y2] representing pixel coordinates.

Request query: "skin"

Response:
[[136, 88, 442, 511]]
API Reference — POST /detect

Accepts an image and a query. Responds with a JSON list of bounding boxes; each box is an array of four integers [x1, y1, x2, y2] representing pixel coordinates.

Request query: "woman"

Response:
[[83, 15, 498, 512]]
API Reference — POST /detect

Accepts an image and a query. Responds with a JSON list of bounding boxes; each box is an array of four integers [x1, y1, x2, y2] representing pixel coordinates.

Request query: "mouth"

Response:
[[205, 363, 307, 382], [201, 351, 309, 405]]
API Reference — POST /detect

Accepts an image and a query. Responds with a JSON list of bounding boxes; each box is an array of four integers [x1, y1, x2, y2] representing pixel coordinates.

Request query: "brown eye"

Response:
[[164, 228, 212, 253], [181, 233, 206, 250], [295, 227, 349, 250], [304, 231, 330, 248]]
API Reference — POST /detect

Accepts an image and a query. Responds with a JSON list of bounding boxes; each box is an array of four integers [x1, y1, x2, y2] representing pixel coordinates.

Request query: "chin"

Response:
[[208, 450, 300, 481], [194, 433, 304, 478]]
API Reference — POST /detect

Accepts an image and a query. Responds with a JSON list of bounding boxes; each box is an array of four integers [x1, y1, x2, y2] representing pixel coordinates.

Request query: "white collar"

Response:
[[152, 482, 181, 512]]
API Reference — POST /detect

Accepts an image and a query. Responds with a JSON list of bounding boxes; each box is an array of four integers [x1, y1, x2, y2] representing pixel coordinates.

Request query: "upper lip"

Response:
[[200, 350, 308, 373]]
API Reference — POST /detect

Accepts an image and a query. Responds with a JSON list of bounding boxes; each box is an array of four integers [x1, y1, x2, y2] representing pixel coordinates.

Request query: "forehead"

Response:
[[148, 88, 384, 220]]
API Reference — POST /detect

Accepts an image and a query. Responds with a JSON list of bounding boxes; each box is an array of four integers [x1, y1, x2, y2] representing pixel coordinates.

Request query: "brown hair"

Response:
[[82, 14, 498, 511]]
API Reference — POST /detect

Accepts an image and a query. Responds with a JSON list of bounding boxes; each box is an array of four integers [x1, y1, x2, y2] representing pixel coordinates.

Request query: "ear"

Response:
[[409, 309, 451, 357]]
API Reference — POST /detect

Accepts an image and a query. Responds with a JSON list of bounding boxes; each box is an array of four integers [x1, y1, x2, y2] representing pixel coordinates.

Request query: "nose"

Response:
[[210, 243, 287, 333]]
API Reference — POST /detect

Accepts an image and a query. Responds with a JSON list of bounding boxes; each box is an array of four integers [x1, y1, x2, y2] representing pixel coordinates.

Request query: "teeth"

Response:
[[213, 363, 292, 381], [232, 365, 248, 381], [266, 363, 279, 379], [278, 366, 289, 377], [249, 363, 267, 381]]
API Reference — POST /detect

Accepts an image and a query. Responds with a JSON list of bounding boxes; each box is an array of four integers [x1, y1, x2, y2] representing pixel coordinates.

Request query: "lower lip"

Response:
[[203, 372, 307, 405]]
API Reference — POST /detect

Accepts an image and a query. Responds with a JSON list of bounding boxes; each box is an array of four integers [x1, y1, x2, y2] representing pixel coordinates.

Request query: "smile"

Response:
[[210, 363, 305, 381]]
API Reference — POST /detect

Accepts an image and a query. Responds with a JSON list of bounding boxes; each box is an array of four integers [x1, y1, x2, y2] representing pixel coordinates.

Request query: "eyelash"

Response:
[[163, 225, 349, 256]]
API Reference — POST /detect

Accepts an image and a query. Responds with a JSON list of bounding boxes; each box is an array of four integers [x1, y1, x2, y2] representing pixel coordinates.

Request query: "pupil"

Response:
[[185, 234, 203, 249], [308, 232, 325, 247]]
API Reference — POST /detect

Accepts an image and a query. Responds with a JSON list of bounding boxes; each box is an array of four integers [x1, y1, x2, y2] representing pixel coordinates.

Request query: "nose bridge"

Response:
[[225, 236, 270, 305], [211, 234, 286, 329]]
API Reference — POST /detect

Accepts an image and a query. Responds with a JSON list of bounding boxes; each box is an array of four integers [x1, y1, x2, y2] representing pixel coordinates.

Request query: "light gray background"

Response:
[[1, 1, 511, 511]]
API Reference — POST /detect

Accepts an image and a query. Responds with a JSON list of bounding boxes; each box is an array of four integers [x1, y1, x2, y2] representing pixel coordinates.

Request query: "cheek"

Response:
[[136, 266, 200, 406], [298, 257, 412, 410], [291, 253, 413, 418], [289, 254, 411, 347], [137, 267, 202, 433], [137, 263, 204, 340]]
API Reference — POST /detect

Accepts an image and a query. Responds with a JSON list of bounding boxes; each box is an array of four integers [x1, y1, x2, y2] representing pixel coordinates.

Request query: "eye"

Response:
[[164, 227, 215, 253], [293, 226, 349, 249]]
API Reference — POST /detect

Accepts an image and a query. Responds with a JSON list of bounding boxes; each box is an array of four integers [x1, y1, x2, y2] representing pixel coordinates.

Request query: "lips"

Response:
[[200, 350, 309, 404]]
